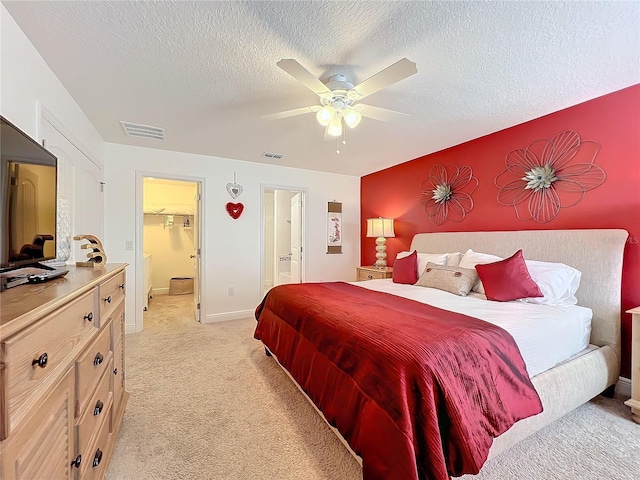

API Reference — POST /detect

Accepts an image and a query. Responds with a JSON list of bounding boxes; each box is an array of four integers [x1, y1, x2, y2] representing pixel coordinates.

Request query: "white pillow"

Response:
[[457, 249, 504, 293], [446, 252, 464, 267], [519, 260, 582, 305], [396, 251, 449, 277]]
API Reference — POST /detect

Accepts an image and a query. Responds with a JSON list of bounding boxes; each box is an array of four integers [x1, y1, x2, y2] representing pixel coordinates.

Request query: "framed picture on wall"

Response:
[[327, 202, 342, 254]]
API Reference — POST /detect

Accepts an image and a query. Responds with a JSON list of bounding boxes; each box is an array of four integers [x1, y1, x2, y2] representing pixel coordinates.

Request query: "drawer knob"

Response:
[[92, 449, 103, 468], [119, 283, 125, 290], [113, 367, 118, 375], [32, 353, 48, 368], [367, 274, 373, 279], [104, 295, 112, 304], [84, 312, 94, 322], [94, 400, 104, 416], [93, 352, 104, 366], [70, 454, 82, 468]]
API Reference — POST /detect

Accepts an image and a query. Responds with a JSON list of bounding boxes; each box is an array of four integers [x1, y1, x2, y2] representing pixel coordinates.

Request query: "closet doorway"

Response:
[[261, 186, 306, 297], [138, 175, 204, 331]]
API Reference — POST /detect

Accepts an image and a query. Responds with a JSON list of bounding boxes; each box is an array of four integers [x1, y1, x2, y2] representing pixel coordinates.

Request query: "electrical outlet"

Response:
[[227, 286, 234, 295], [125, 240, 133, 251]]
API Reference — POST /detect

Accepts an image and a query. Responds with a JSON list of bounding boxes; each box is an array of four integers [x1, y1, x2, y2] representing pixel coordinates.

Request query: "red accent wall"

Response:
[[361, 85, 640, 378]]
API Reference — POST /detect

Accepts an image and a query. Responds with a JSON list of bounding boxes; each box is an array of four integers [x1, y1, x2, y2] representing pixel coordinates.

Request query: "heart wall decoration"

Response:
[[226, 202, 244, 219], [226, 173, 244, 199], [226, 183, 243, 199]]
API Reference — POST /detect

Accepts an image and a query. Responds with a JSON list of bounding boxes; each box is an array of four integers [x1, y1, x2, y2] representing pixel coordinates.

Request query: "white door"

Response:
[[290, 193, 302, 283], [192, 184, 202, 322], [42, 119, 103, 264]]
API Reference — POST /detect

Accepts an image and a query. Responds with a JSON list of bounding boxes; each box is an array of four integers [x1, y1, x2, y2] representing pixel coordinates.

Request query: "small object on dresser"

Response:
[[73, 234, 107, 267]]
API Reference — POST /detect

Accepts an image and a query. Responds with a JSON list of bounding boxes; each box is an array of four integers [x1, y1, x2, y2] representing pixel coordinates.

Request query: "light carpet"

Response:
[[107, 295, 639, 480]]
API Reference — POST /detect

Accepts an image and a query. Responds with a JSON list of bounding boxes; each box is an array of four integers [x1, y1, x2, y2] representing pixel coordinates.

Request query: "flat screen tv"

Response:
[[1, 116, 58, 271]]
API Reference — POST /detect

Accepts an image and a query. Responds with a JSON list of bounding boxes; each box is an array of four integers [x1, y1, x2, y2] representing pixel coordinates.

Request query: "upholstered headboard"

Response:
[[410, 229, 627, 359]]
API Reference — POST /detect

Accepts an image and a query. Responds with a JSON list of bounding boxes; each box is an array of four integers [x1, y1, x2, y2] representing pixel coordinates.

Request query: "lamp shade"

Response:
[[366, 217, 395, 238], [316, 107, 334, 126], [343, 108, 362, 128], [327, 114, 343, 137]]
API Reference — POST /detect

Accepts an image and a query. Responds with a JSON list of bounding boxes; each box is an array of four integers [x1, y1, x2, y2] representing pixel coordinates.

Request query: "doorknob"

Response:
[[190, 255, 196, 258]]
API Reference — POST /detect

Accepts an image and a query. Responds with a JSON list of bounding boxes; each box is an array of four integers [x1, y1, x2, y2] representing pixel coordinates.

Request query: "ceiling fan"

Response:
[[262, 58, 418, 142]]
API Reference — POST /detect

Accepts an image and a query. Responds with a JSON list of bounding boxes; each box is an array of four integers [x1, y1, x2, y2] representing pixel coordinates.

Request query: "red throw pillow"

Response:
[[392, 250, 418, 284], [475, 250, 543, 302]]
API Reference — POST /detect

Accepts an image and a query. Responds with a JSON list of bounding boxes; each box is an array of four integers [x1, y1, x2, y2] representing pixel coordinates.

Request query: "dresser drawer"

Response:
[[2, 289, 97, 424], [112, 339, 124, 420], [99, 271, 126, 324], [76, 362, 113, 462], [79, 405, 112, 480], [110, 304, 124, 350], [76, 324, 112, 415]]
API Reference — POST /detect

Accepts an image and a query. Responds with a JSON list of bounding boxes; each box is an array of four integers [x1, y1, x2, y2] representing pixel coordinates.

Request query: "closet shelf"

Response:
[[144, 212, 193, 216], [144, 203, 194, 216]]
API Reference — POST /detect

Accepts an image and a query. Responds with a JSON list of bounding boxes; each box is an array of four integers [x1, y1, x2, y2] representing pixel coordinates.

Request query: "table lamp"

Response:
[[366, 217, 395, 268]]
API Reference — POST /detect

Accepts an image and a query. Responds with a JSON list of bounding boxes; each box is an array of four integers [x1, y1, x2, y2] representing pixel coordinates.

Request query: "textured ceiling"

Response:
[[3, 1, 639, 176]]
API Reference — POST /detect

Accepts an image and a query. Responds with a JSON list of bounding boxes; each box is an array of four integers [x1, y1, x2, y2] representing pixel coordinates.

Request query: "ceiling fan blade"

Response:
[[349, 58, 417, 100], [359, 104, 409, 122], [277, 59, 333, 98], [261, 105, 320, 120]]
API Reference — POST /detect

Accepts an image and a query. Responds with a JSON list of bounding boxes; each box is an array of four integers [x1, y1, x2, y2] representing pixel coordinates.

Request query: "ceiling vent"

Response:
[[120, 121, 165, 140], [263, 152, 284, 159]]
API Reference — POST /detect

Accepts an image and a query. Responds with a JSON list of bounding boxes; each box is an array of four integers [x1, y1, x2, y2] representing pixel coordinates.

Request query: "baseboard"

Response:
[[616, 376, 631, 398], [204, 309, 255, 323], [125, 323, 138, 335]]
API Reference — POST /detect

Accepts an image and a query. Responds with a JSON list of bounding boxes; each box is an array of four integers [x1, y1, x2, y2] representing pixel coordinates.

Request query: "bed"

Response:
[[254, 229, 627, 479]]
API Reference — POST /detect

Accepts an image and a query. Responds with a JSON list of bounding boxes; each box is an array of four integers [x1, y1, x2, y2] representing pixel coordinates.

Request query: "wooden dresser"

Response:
[[0, 264, 128, 480]]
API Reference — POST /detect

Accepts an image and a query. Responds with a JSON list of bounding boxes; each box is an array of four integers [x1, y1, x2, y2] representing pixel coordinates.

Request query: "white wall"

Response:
[[0, 5, 104, 165], [104, 143, 360, 332]]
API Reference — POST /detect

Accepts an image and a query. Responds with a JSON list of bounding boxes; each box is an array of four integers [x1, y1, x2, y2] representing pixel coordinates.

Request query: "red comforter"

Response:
[[254, 282, 542, 480]]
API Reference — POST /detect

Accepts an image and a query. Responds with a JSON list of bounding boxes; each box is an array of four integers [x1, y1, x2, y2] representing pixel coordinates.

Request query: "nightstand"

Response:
[[625, 306, 640, 424], [356, 266, 393, 281]]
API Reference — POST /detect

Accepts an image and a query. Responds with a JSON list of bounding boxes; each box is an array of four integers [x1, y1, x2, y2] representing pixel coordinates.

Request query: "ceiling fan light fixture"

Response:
[[344, 109, 362, 129], [327, 114, 343, 137], [316, 106, 334, 126]]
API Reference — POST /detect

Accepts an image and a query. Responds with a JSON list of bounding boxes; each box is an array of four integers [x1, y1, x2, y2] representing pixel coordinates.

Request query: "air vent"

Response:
[[263, 152, 284, 159], [120, 121, 165, 140]]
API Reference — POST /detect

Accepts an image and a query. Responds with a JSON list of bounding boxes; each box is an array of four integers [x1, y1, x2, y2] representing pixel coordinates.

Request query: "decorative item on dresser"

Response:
[[73, 234, 108, 267], [365, 217, 395, 268], [0, 264, 129, 479], [356, 266, 393, 281], [625, 306, 640, 423]]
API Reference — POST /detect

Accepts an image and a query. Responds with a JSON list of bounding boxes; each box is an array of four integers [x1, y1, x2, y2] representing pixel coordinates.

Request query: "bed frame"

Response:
[[409, 229, 627, 459], [266, 228, 627, 468]]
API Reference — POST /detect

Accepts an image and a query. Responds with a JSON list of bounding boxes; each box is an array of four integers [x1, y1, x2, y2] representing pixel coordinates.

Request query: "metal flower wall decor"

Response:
[[495, 131, 606, 223], [419, 164, 478, 225]]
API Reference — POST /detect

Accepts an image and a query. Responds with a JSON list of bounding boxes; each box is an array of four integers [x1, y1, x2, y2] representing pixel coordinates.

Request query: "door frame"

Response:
[[134, 170, 206, 333], [260, 184, 307, 294]]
